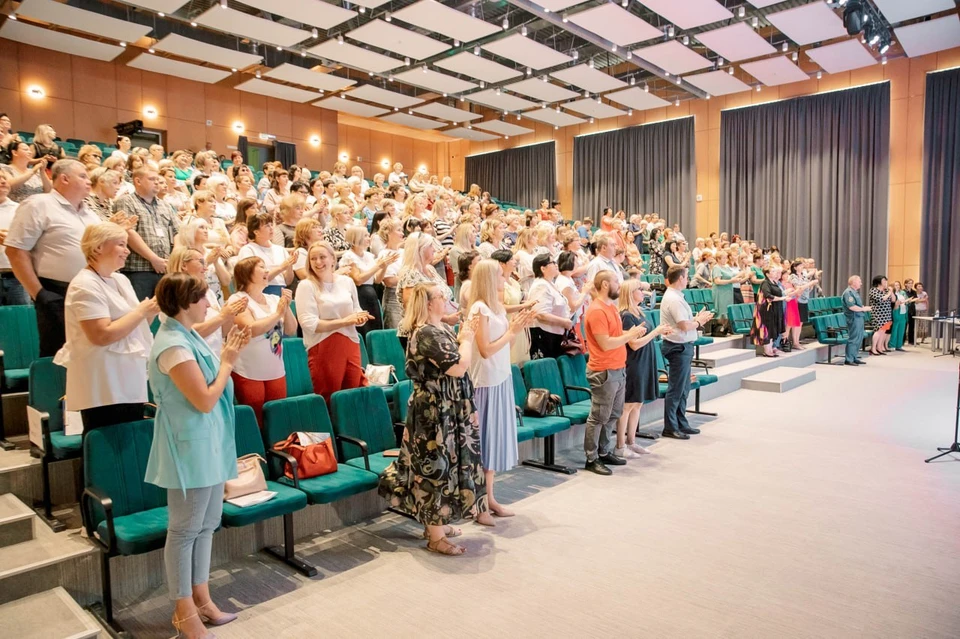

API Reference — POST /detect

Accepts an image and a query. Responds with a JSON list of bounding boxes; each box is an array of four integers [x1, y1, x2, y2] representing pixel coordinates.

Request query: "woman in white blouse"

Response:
[[183, 190, 230, 248], [478, 218, 506, 259], [295, 241, 371, 400], [512, 228, 538, 295], [205, 173, 237, 225], [167, 247, 246, 353], [527, 253, 574, 360], [237, 212, 296, 296], [261, 169, 289, 216], [339, 226, 398, 335], [54, 223, 157, 431], [292, 218, 323, 285], [397, 232, 458, 346], [177, 217, 231, 305]]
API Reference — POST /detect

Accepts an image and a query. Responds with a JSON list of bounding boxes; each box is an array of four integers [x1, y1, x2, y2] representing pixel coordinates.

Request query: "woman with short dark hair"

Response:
[[868, 275, 895, 355], [527, 253, 573, 360]]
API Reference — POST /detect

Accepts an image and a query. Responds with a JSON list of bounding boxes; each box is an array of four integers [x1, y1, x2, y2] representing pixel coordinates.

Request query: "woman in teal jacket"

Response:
[[145, 273, 250, 639]]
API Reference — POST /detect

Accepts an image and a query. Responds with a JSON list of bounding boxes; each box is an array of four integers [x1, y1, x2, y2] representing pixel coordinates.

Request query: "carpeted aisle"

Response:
[[151, 349, 960, 638]]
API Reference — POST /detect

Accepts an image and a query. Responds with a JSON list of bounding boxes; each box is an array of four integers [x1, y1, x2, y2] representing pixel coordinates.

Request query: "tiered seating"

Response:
[[522, 358, 590, 425], [0, 305, 40, 450], [28, 358, 77, 531], [281, 337, 314, 397], [640, 274, 664, 286], [329, 386, 398, 476], [683, 288, 715, 313]]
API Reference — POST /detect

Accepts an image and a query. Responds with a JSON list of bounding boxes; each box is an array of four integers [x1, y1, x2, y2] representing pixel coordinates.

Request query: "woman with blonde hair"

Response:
[[512, 227, 538, 294], [184, 190, 230, 247], [295, 240, 371, 400], [339, 225, 398, 334], [167, 246, 246, 352], [31, 124, 64, 161], [176, 217, 231, 305], [401, 192, 428, 220], [478, 217, 506, 259], [84, 167, 122, 220], [449, 222, 477, 298], [378, 218, 406, 328], [77, 144, 103, 170], [466, 183, 481, 202], [468, 260, 534, 523], [206, 173, 237, 225], [322, 202, 353, 254], [292, 218, 323, 283], [397, 232, 457, 345], [379, 283, 484, 555]]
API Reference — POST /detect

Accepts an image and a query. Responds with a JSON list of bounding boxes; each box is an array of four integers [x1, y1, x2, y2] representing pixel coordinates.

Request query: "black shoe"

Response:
[[844, 361, 859, 366], [661, 430, 690, 440], [636, 431, 660, 440], [680, 426, 701, 435], [598, 453, 626, 466], [584, 459, 612, 475], [855, 359, 866, 365]]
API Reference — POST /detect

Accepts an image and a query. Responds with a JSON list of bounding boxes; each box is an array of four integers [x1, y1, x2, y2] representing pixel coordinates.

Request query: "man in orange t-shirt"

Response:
[[582, 271, 647, 475]]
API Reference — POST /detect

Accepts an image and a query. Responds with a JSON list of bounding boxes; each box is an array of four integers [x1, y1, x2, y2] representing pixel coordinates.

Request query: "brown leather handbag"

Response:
[[273, 433, 338, 480]]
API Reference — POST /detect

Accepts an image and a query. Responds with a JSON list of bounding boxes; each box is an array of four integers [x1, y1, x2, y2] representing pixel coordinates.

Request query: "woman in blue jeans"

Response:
[[145, 273, 250, 639]]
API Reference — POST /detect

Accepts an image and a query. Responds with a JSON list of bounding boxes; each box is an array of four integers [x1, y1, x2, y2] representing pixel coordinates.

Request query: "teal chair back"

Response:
[[510, 364, 527, 407], [330, 386, 395, 458], [83, 420, 166, 524], [0, 305, 40, 370], [28, 357, 66, 433], [262, 394, 336, 479], [727, 303, 755, 335], [358, 337, 370, 368], [281, 337, 313, 397], [646, 309, 661, 328], [521, 358, 566, 402], [365, 329, 407, 381], [807, 298, 827, 317], [557, 354, 590, 403], [234, 405, 266, 458], [654, 338, 667, 374], [392, 380, 412, 423]]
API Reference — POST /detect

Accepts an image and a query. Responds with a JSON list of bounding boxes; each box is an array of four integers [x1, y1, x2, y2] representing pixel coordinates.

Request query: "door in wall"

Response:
[[246, 143, 274, 170]]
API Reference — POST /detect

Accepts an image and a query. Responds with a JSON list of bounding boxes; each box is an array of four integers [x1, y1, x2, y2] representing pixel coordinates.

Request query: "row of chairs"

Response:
[[810, 312, 875, 364], [807, 296, 844, 317]]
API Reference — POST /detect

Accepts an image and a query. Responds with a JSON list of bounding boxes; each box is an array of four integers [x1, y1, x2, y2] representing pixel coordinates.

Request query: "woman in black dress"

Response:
[[616, 279, 673, 457], [752, 264, 788, 357], [378, 283, 488, 556]]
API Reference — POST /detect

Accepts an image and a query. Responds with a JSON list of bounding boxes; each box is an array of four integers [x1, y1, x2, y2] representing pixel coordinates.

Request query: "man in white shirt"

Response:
[[0, 173, 28, 306], [586, 233, 624, 285], [4, 159, 98, 355], [672, 223, 686, 243], [659, 266, 714, 439]]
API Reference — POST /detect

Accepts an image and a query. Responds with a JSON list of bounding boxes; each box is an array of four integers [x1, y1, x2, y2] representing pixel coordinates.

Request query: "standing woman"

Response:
[[185, 190, 230, 248], [889, 281, 908, 351], [55, 223, 157, 431], [711, 250, 741, 332], [237, 213, 295, 296], [752, 265, 788, 357], [556, 250, 592, 348], [1, 139, 51, 202], [377, 218, 406, 329], [739, 253, 762, 304], [868, 275, 894, 355], [490, 249, 533, 366], [295, 241, 371, 401], [339, 226, 398, 335], [456, 250, 481, 311], [323, 203, 354, 254], [84, 167, 123, 221], [782, 262, 817, 350], [915, 282, 929, 343], [227, 256, 298, 425], [527, 253, 573, 360], [379, 283, 486, 556], [468, 261, 534, 523], [176, 219, 231, 306], [478, 218, 505, 258], [168, 247, 245, 353], [291, 217, 323, 285], [31, 124, 64, 162], [397, 232, 457, 346], [145, 273, 250, 639], [512, 228, 539, 294], [616, 279, 672, 459], [448, 223, 476, 299], [261, 169, 289, 215], [647, 228, 665, 276]]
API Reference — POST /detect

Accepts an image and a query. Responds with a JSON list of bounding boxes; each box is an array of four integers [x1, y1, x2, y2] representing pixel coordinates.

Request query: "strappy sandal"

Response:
[[172, 612, 216, 639], [426, 536, 465, 556], [422, 525, 462, 539]]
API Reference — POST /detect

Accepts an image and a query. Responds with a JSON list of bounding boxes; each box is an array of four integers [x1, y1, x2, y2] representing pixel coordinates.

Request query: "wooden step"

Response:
[[0, 587, 100, 638], [0, 493, 35, 548], [741, 367, 817, 393]]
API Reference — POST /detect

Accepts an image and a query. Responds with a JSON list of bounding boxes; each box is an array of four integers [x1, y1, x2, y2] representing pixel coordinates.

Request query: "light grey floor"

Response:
[[119, 348, 960, 639]]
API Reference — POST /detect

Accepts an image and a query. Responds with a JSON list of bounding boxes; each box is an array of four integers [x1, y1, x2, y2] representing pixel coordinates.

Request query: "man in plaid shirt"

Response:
[[113, 167, 179, 299]]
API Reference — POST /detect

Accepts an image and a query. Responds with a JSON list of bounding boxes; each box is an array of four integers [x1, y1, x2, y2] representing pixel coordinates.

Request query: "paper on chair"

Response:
[[226, 491, 277, 508]]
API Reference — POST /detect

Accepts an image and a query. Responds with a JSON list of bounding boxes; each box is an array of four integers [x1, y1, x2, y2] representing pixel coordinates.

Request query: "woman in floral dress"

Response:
[[379, 283, 487, 556]]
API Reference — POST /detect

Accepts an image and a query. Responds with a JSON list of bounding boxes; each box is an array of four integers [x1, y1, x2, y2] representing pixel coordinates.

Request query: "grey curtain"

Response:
[[921, 68, 960, 314], [464, 142, 556, 209], [273, 140, 297, 168], [237, 135, 249, 164], [572, 117, 695, 231], [720, 82, 890, 295]]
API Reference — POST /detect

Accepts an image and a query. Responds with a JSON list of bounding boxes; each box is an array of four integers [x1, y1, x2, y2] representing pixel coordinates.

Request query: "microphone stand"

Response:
[[925, 359, 960, 462]]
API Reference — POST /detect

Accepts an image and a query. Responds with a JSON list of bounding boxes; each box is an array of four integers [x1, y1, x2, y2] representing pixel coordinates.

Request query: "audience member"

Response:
[[528, 253, 573, 360], [31, 124, 64, 161], [339, 226, 397, 335], [377, 218, 406, 329], [868, 275, 895, 355], [168, 247, 243, 353], [914, 282, 929, 343], [753, 265, 788, 357], [841, 275, 869, 366], [237, 213, 295, 296], [0, 172, 28, 305], [2, 138, 52, 202]]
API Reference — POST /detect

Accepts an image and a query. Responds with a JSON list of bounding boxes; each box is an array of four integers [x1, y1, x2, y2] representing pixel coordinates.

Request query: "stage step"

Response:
[[697, 348, 756, 368], [741, 367, 816, 393], [0, 587, 100, 638], [0, 493, 36, 548]]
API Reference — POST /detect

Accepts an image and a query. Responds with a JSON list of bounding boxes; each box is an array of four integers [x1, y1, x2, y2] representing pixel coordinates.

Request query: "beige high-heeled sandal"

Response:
[[172, 612, 216, 639]]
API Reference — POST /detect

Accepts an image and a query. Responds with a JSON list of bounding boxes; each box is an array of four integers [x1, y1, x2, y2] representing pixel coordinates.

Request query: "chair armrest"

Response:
[[0, 350, 5, 393], [691, 359, 711, 372], [80, 486, 115, 553], [564, 385, 592, 397], [515, 405, 524, 428], [336, 434, 369, 471], [38, 409, 52, 456], [266, 449, 300, 490]]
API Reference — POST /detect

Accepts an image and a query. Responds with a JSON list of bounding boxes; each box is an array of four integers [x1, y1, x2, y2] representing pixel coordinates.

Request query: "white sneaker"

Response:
[[628, 442, 652, 455], [617, 446, 641, 459]]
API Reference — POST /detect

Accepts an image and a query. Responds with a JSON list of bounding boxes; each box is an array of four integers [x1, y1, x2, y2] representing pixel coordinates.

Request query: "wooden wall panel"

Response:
[[71, 58, 116, 110], [239, 92, 268, 135], [114, 65, 142, 114], [165, 77, 205, 124], [0, 39, 19, 91], [18, 48, 72, 101], [266, 98, 293, 140]]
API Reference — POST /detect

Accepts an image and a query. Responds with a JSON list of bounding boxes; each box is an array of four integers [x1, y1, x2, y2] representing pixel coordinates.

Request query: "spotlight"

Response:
[[622, 0, 628, 6], [521, 25, 528, 37], [337, 35, 344, 45], [589, 117, 594, 123], [728, 67, 734, 75], [782, 42, 789, 53], [756, 85, 761, 92], [454, 40, 460, 47], [474, 46, 481, 56], [385, 11, 391, 22], [751, 16, 759, 28], [738, 6, 745, 18], [667, 25, 675, 38], [541, 75, 548, 83], [220, 0, 227, 7], [301, 51, 307, 57], [817, 70, 822, 79], [626, 51, 633, 60], [480, 80, 485, 88], [682, 35, 689, 46], [311, 28, 318, 39], [404, 57, 410, 66], [517, 114, 521, 120], [502, 17, 509, 29], [881, 55, 888, 65], [562, 13, 569, 23], [572, 50, 579, 60], [584, 89, 590, 98], [843, 0, 866, 36], [879, 34, 892, 55], [588, 59, 595, 68], [628, 109, 633, 116], [643, 83, 649, 93], [527, 67, 532, 76], [612, 45, 617, 53], [718, 56, 724, 66], [255, 70, 261, 78], [495, 88, 501, 95], [359, 6, 365, 13], [675, 98, 680, 107], [422, 65, 428, 73], [190, 21, 198, 27], [792, 51, 799, 61], [866, 22, 880, 46], [630, 77, 636, 86]]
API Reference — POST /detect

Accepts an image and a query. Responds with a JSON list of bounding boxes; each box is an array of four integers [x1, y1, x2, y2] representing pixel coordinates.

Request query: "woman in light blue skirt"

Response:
[[467, 260, 535, 522]]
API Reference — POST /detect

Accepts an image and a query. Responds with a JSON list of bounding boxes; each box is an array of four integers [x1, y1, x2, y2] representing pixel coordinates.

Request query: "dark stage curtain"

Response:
[[274, 140, 297, 168], [464, 141, 556, 208], [720, 82, 890, 296], [572, 117, 695, 231], [237, 135, 248, 164], [921, 68, 960, 314]]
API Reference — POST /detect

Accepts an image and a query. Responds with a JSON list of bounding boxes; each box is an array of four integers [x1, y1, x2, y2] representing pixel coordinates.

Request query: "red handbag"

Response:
[[273, 433, 338, 479]]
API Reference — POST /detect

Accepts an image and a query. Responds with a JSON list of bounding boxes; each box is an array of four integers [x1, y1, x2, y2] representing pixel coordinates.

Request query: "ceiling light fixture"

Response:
[[562, 14, 569, 23], [119, 41, 127, 47], [385, 11, 391, 22], [526, 67, 532, 76], [502, 17, 509, 30], [311, 28, 318, 38], [231, 67, 237, 72], [517, 114, 521, 120], [495, 88, 501, 95], [422, 65, 428, 73], [479, 80, 485, 88], [817, 70, 822, 79], [190, 21, 198, 27], [626, 51, 633, 60], [644, 83, 649, 92], [667, 25, 675, 38], [255, 70, 261, 78], [682, 35, 689, 46], [584, 90, 590, 98], [728, 66, 734, 75], [588, 59, 595, 68], [612, 44, 617, 52], [359, 6, 365, 13], [404, 57, 410, 66], [782, 42, 789, 53], [7, 13, 15, 20], [388, 74, 394, 82], [751, 16, 759, 28], [337, 35, 344, 45], [554, 125, 559, 130], [881, 55, 887, 65], [521, 25, 528, 37], [738, 6, 745, 18], [276, 45, 283, 51], [792, 51, 799, 61], [675, 98, 680, 106], [454, 39, 460, 47], [628, 109, 633, 116], [556, 105, 560, 112], [26, 85, 44, 99], [460, 95, 465, 102], [572, 50, 579, 60], [220, 0, 227, 7], [718, 56, 724, 66], [756, 85, 761, 92], [541, 75, 548, 83], [148, 47, 155, 53], [589, 117, 594, 123], [301, 51, 307, 57], [596, 96, 601, 104], [630, 77, 636, 86], [474, 46, 480, 56]]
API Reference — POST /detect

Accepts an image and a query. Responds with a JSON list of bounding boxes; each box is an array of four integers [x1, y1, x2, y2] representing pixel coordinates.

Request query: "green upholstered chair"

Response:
[[556, 353, 591, 404], [391, 380, 412, 424], [224, 405, 315, 576], [358, 336, 370, 368], [521, 358, 590, 425], [811, 314, 847, 364], [262, 395, 379, 505], [28, 357, 79, 531], [807, 298, 828, 317], [365, 328, 407, 381], [281, 337, 314, 397], [0, 304, 40, 449], [727, 303, 756, 337], [641, 274, 664, 286], [511, 364, 574, 474], [646, 309, 661, 327], [329, 386, 398, 476], [81, 419, 167, 629]]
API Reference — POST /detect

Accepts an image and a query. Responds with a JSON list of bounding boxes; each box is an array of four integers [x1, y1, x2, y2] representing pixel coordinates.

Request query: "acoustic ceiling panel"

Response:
[[473, 120, 534, 136], [314, 96, 390, 117], [264, 63, 357, 92], [112, 0, 188, 12], [533, 0, 589, 11], [380, 112, 445, 129], [568, 4, 662, 46], [234, 0, 355, 31], [345, 84, 423, 108], [346, 20, 450, 60], [550, 64, 628, 93], [684, 70, 752, 95], [154, 34, 262, 69], [740, 56, 811, 86], [307, 40, 402, 73], [605, 87, 671, 111], [747, 0, 787, 7], [413, 102, 481, 122], [636, 0, 734, 30], [443, 127, 499, 141], [563, 98, 627, 119], [236, 78, 321, 103], [505, 78, 580, 102], [391, 0, 501, 43], [481, 34, 573, 70], [522, 108, 587, 127], [195, 7, 312, 49], [695, 22, 778, 62], [767, 1, 847, 46], [128, 53, 232, 84], [0, 19, 125, 61], [466, 89, 539, 112], [435, 52, 523, 84], [391, 68, 478, 94], [633, 41, 712, 76], [345, 0, 390, 8], [805, 39, 877, 73], [17, 0, 152, 43], [874, 0, 956, 24], [895, 14, 960, 58]]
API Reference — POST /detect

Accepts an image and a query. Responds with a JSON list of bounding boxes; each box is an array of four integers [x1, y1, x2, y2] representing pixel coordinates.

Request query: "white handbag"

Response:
[[364, 364, 397, 386], [223, 454, 267, 501]]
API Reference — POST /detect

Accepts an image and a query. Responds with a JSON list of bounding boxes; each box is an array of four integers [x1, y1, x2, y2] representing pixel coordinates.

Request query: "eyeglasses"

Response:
[[90, 154, 102, 159]]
